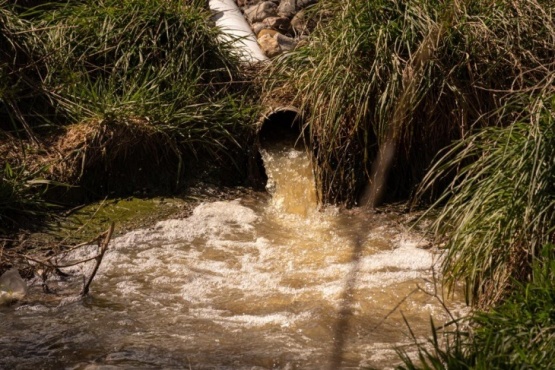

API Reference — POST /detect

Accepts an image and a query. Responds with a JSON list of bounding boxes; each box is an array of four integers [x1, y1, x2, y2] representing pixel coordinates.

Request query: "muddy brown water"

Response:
[[0, 139, 464, 369]]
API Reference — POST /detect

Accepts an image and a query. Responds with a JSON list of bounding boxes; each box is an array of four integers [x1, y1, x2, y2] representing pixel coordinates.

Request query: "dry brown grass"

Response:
[[39, 118, 180, 195]]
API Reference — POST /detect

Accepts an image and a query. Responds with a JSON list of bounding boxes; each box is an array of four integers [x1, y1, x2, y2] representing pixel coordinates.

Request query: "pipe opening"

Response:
[[258, 108, 303, 146]]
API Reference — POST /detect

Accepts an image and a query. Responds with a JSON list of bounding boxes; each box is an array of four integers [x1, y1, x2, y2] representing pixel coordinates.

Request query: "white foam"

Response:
[[1, 142, 466, 370], [222, 311, 311, 328], [108, 200, 258, 248], [190, 307, 311, 329], [359, 246, 434, 272]]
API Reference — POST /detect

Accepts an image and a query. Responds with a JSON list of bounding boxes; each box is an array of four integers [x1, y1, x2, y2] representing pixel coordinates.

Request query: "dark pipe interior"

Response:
[[259, 109, 303, 145]]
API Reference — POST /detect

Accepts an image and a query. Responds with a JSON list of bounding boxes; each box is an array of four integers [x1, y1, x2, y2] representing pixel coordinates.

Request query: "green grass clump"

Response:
[[419, 93, 555, 306], [37, 0, 257, 160], [267, 0, 554, 364], [267, 0, 555, 206], [0, 162, 55, 231], [470, 245, 555, 369], [397, 245, 555, 370], [0, 1, 40, 138], [1, 0, 259, 199]]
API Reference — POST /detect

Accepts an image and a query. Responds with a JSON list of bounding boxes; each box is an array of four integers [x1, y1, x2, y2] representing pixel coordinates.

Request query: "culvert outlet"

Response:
[[250, 106, 317, 196], [257, 106, 303, 144]]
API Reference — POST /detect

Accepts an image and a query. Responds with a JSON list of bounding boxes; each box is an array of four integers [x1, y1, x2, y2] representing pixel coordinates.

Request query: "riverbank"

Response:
[[0, 0, 262, 232]]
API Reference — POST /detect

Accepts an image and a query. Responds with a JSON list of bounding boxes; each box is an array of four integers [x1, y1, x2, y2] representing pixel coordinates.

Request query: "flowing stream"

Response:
[[0, 136, 463, 369]]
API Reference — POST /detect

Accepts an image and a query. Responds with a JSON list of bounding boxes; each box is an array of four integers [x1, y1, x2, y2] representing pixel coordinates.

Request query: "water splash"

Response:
[[0, 139, 465, 370]]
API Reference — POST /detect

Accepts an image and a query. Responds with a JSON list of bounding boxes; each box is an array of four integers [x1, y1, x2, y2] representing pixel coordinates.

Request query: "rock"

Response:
[[0, 269, 28, 306], [257, 30, 297, 57], [263, 16, 291, 33], [251, 22, 267, 35], [274, 32, 297, 52], [244, 1, 277, 24], [291, 9, 316, 36], [258, 33, 281, 58], [276, 0, 317, 18], [277, 0, 297, 17], [297, 0, 317, 8], [236, 0, 262, 7], [258, 28, 278, 38]]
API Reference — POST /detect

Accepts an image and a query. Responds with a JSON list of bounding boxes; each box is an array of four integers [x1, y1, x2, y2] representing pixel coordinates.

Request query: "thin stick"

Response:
[[81, 223, 114, 296]]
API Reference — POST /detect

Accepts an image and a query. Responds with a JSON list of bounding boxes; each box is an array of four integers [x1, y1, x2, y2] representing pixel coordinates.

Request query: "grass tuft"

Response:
[[0, 161, 58, 232], [266, 0, 555, 207], [1, 0, 260, 202], [418, 92, 555, 306], [397, 244, 555, 369]]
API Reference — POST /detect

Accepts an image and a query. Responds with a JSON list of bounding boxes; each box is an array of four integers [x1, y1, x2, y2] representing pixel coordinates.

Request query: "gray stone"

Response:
[[263, 16, 291, 33], [277, 0, 317, 17], [252, 22, 267, 36], [244, 1, 278, 24], [297, 0, 317, 8], [277, 0, 297, 17], [237, 0, 262, 7], [275, 32, 297, 52]]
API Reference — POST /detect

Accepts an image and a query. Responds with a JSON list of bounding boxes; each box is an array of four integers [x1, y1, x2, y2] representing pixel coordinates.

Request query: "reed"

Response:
[[267, 0, 555, 206], [397, 244, 555, 369], [1, 0, 259, 199], [419, 91, 555, 307]]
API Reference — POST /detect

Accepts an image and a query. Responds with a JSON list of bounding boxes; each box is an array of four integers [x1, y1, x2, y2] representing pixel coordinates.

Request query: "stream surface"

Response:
[[0, 138, 463, 369]]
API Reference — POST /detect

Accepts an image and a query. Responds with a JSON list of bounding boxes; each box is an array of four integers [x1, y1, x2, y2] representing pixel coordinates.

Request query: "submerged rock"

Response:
[[0, 269, 28, 306]]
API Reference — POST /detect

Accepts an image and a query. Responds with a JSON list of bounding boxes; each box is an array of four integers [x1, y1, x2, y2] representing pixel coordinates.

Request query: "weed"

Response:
[[267, 0, 555, 206], [418, 92, 555, 306]]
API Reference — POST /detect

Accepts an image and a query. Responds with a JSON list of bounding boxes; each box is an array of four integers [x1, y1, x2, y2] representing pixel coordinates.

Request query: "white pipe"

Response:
[[209, 0, 268, 63]]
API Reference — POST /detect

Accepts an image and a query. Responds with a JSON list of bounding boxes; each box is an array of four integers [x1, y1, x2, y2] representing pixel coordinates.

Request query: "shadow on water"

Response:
[[328, 233, 365, 370]]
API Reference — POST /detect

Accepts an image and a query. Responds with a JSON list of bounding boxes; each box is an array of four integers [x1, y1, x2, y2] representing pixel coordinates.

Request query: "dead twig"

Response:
[[10, 222, 115, 295], [80, 222, 114, 296]]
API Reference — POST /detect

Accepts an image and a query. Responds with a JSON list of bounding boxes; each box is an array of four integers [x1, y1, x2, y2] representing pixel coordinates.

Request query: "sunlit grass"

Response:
[[418, 92, 555, 307], [266, 0, 555, 206], [36, 0, 258, 160], [397, 244, 555, 370], [1, 0, 260, 206]]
